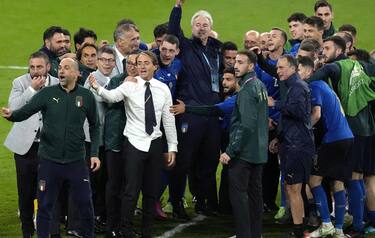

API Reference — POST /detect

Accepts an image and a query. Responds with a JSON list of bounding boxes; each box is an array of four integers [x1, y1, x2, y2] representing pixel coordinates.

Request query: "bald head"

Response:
[[244, 30, 260, 50], [61, 58, 79, 71], [58, 58, 80, 90]]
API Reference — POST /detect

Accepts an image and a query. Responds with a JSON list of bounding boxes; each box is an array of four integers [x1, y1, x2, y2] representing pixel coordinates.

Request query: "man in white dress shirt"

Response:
[[89, 51, 177, 238]]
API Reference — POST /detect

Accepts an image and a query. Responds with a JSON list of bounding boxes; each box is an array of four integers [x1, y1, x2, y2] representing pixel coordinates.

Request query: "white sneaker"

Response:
[[309, 223, 335, 237], [333, 228, 345, 238]]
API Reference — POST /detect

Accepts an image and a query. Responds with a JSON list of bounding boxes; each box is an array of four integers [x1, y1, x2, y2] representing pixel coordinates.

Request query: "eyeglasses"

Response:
[[126, 61, 137, 66], [98, 57, 115, 64]]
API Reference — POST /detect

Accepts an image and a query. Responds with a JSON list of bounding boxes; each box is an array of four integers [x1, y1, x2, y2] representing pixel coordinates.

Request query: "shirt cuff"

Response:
[[97, 86, 103, 95], [168, 143, 178, 152], [28, 86, 37, 94]]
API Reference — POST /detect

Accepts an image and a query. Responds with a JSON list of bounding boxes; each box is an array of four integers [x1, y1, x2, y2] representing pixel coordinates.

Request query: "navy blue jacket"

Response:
[[274, 73, 314, 153], [168, 6, 222, 106]]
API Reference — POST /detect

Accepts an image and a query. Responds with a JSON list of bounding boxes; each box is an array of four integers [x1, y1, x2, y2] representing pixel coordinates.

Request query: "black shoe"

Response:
[[172, 202, 190, 221], [263, 203, 279, 213], [276, 209, 293, 225], [94, 216, 107, 234], [344, 226, 365, 238], [66, 230, 83, 238], [50, 235, 62, 238], [195, 199, 207, 215], [106, 230, 123, 238]]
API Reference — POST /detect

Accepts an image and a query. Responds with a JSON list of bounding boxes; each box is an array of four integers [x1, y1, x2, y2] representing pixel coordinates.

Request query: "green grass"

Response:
[[0, 0, 374, 237]]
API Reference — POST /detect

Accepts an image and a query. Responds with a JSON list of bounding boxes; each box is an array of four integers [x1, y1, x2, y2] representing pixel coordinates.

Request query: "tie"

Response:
[[122, 58, 127, 73], [145, 82, 156, 135]]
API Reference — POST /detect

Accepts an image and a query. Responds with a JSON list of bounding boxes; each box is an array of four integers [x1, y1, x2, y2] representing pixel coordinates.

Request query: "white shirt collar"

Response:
[[114, 45, 125, 62]]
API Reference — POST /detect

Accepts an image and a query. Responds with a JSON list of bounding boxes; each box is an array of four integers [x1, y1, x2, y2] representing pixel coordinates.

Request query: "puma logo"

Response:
[[53, 97, 59, 103]]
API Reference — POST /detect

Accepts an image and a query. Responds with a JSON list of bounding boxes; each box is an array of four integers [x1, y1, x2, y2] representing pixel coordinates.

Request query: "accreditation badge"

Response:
[[75, 96, 83, 107]]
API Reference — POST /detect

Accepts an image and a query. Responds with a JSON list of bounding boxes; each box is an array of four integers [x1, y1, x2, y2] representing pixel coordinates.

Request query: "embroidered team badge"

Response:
[[75, 96, 83, 107]]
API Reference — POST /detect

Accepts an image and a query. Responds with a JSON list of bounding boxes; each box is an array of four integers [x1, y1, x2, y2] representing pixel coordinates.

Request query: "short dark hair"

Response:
[[98, 46, 116, 57], [43, 26, 64, 41], [116, 18, 135, 27], [61, 28, 71, 37], [348, 49, 370, 63], [162, 34, 180, 49], [300, 38, 321, 52], [30, 51, 50, 64], [136, 51, 159, 66], [304, 16, 324, 31], [298, 56, 315, 69], [287, 12, 307, 23], [76, 43, 98, 61], [314, 0, 332, 12], [221, 41, 238, 55], [73, 28, 98, 50], [336, 31, 353, 48], [271, 27, 288, 45], [324, 36, 346, 53], [237, 50, 257, 65], [153, 23, 168, 38], [113, 23, 139, 42], [223, 67, 236, 76], [279, 55, 298, 70], [338, 24, 357, 37]]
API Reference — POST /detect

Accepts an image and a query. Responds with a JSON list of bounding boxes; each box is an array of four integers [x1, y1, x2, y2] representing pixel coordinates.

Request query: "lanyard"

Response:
[[202, 52, 219, 71]]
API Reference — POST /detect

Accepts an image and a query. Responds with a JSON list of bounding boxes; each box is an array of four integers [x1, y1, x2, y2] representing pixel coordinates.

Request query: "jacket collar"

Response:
[[239, 71, 256, 86], [285, 73, 300, 87], [39, 45, 58, 60]]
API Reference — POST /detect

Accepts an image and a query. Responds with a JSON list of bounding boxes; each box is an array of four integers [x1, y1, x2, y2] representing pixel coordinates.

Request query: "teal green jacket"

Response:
[[9, 84, 100, 163], [78, 63, 96, 86], [104, 73, 127, 151], [226, 72, 269, 164]]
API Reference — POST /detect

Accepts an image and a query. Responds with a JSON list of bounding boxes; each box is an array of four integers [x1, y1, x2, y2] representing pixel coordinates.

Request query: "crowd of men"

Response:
[[2, 0, 375, 237]]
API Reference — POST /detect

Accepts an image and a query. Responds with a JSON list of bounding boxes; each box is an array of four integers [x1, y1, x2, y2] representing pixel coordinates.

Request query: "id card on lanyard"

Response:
[[202, 51, 220, 93]]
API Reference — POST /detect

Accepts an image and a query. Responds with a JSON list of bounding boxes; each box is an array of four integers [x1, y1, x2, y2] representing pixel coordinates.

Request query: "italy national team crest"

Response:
[[75, 96, 83, 107]]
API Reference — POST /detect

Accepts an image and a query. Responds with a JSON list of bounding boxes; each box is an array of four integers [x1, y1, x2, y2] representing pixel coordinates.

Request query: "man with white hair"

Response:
[[243, 30, 260, 50], [167, 0, 223, 219]]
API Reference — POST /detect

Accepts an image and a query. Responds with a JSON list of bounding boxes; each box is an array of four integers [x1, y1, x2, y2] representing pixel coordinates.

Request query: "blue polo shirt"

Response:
[[310, 80, 354, 144], [154, 58, 182, 97], [255, 64, 280, 122]]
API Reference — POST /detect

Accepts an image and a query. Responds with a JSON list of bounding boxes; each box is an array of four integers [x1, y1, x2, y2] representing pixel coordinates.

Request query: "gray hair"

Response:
[[191, 10, 213, 27], [113, 23, 139, 42]]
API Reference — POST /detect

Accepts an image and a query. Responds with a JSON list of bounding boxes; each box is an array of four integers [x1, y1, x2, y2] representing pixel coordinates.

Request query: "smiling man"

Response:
[[314, 0, 335, 39], [2, 58, 100, 238], [167, 0, 223, 219], [89, 51, 177, 238]]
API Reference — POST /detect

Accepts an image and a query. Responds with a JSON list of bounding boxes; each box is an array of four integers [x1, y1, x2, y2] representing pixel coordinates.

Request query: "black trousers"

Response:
[[121, 138, 162, 238], [85, 143, 107, 218], [14, 143, 39, 237], [262, 130, 280, 209], [106, 149, 125, 232], [219, 131, 231, 214], [229, 159, 263, 238], [169, 114, 221, 211], [37, 159, 94, 238], [262, 150, 280, 208]]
